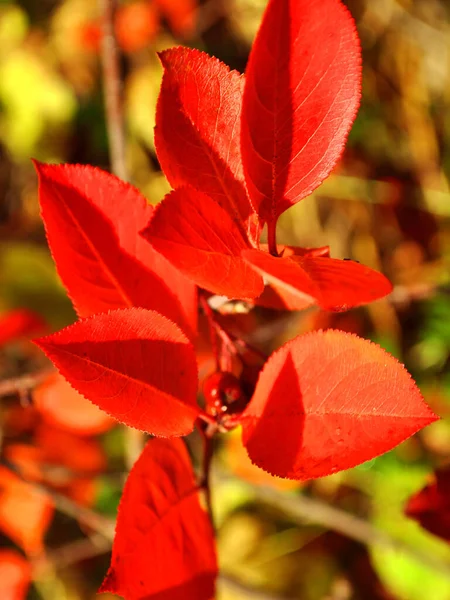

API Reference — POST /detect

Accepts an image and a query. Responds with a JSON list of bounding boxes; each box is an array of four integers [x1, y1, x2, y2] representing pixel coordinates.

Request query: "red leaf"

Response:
[[0, 466, 53, 555], [155, 48, 255, 240], [0, 550, 31, 600], [34, 308, 200, 437], [241, 0, 361, 222], [154, 0, 197, 36], [0, 309, 46, 347], [405, 468, 450, 542], [142, 187, 264, 299], [100, 438, 217, 600], [35, 162, 196, 335], [243, 249, 392, 311], [115, 1, 159, 53], [240, 330, 437, 480], [33, 373, 114, 437]]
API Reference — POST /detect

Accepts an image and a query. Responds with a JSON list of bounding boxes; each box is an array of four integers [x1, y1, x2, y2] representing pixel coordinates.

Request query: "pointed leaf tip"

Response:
[[243, 250, 393, 311], [241, 0, 361, 221], [241, 330, 437, 480], [34, 308, 200, 437]]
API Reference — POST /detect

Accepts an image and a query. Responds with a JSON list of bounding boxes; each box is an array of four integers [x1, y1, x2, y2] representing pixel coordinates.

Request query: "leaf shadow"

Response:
[[244, 351, 305, 479]]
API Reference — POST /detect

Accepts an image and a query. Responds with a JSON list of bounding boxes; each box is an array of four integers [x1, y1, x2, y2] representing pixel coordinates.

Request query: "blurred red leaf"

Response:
[[6, 425, 106, 508], [240, 330, 437, 480], [155, 0, 197, 36], [243, 249, 392, 311], [100, 438, 217, 599], [241, 0, 361, 223], [155, 48, 254, 239], [142, 187, 264, 299], [34, 422, 107, 475], [0, 309, 46, 347], [115, 1, 159, 53], [34, 308, 200, 437], [0, 467, 53, 555], [0, 550, 31, 600], [34, 162, 196, 335], [33, 373, 114, 437], [405, 467, 450, 542]]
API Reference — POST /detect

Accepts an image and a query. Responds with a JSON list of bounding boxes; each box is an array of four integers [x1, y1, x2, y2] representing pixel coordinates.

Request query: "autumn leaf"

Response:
[[0, 550, 31, 600], [35, 162, 197, 335], [142, 187, 264, 299], [34, 308, 201, 437], [33, 372, 114, 437], [100, 438, 217, 599], [405, 467, 450, 542], [243, 249, 393, 311], [240, 330, 438, 480], [241, 0, 361, 224], [0, 466, 53, 555], [155, 48, 254, 238]]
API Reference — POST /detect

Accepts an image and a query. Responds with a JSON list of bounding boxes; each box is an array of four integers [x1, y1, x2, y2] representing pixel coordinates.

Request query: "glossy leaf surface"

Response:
[[405, 467, 450, 542], [35, 162, 196, 334], [243, 249, 393, 311], [241, 0, 361, 222], [100, 438, 217, 599], [34, 308, 200, 437], [142, 187, 264, 299], [33, 373, 114, 436], [0, 550, 31, 600], [156, 48, 253, 236], [241, 330, 437, 480]]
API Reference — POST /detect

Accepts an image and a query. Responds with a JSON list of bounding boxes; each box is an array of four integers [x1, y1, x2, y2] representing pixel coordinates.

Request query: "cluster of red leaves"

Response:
[[0, 312, 115, 599], [28, 0, 438, 597]]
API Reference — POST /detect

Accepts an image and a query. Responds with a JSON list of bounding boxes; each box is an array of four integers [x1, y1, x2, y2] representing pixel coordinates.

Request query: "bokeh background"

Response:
[[1, 0, 450, 598]]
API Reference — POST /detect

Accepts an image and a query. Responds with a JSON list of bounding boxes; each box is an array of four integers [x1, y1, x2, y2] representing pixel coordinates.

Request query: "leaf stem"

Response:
[[0, 369, 54, 400], [99, 0, 127, 180], [267, 218, 279, 256], [198, 421, 216, 524]]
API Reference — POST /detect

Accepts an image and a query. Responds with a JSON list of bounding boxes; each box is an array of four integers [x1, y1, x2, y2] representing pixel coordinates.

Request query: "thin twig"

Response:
[[43, 533, 112, 570], [0, 369, 54, 399], [198, 422, 216, 523], [219, 573, 293, 600], [99, 0, 127, 180], [225, 476, 450, 579]]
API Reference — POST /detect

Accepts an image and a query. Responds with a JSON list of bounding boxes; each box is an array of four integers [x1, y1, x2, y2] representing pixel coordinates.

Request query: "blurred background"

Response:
[[0, 0, 450, 598]]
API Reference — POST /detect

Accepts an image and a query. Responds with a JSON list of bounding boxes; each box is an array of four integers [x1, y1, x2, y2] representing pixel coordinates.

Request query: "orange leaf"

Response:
[[0, 550, 31, 600], [33, 373, 114, 437], [0, 467, 53, 555]]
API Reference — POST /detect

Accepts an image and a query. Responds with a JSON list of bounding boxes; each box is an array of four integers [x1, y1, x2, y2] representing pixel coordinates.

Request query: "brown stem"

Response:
[[99, 0, 127, 180], [198, 422, 217, 524], [267, 218, 279, 257], [0, 369, 54, 400]]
